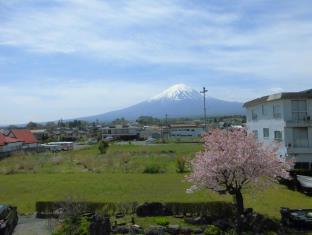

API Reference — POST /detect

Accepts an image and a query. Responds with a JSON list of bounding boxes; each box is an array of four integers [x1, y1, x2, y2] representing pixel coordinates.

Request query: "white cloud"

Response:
[[0, 79, 164, 125], [0, 0, 311, 82], [1, 0, 312, 124]]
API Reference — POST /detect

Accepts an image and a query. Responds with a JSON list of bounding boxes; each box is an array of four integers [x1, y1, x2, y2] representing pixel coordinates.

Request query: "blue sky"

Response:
[[1, 0, 312, 124]]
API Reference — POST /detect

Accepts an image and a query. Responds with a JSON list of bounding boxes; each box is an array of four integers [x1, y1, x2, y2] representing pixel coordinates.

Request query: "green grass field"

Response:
[[0, 143, 202, 174], [0, 143, 311, 218]]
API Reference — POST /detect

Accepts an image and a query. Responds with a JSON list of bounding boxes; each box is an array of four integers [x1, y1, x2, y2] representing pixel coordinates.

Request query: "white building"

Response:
[[169, 124, 205, 138], [244, 89, 312, 169], [101, 125, 141, 140]]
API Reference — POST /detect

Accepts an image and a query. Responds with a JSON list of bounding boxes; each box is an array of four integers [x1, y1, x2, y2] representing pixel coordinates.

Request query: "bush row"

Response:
[[36, 201, 234, 219]]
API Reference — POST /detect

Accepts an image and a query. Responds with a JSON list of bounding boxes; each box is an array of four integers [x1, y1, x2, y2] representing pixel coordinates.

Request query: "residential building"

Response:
[[169, 124, 205, 138], [8, 129, 38, 149], [140, 126, 161, 140], [244, 89, 312, 169], [0, 133, 23, 155], [31, 129, 49, 143], [101, 125, 142, 140]]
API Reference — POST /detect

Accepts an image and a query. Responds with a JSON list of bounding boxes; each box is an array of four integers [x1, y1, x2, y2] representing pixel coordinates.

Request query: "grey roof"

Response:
[[243, 89, 312, 108]]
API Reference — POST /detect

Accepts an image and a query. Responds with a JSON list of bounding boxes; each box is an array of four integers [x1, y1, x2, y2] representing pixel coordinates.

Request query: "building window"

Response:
[[262, 104, 268, 116], [252, 130, 258, 139], [273, 104, 281, 119], [293, 127, 309, 147], [291, 100, 307, 121], [274, 131, 282, 141], [252, 110, 257, 121], [263, 128, 269, 138]]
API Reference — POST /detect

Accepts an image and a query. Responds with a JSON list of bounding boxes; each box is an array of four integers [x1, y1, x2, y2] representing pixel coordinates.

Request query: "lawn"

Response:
[[0, 143, 202, 174], [0, 143, 311, 219]]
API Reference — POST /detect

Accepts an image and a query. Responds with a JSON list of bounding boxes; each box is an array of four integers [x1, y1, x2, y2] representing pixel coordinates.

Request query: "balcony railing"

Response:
[[287, 146, 312, 154], [286, 118, 312, 127]]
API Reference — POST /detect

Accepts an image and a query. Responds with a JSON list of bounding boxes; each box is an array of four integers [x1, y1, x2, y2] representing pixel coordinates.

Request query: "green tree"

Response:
[[98, 140, 109, 154], [26, 121, 41, 130]]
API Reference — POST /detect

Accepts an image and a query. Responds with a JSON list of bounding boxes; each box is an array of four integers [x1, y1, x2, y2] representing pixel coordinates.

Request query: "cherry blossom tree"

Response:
[[187, 128, 292, 215]]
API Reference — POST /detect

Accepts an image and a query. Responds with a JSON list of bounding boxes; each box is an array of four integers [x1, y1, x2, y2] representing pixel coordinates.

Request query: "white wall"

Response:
[[246, 98, 312, 164], [170, 127, 204, 137]]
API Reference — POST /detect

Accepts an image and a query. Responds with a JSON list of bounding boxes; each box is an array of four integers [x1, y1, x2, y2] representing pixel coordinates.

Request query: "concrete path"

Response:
[[13, 215, 55, 235]]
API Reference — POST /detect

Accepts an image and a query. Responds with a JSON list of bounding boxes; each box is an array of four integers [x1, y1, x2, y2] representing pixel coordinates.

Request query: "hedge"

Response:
[[36, 201, 234, 219]]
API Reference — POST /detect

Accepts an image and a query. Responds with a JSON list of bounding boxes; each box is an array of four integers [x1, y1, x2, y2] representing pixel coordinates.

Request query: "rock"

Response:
[[113, 225, 129, 234], [136, 202, 172, 217], [115, 212, 125, 219], [193, 228, 204, 234], [238, 212, 279, 233], [166, 224, 180, 234], [184, 216, 210, 225], [185, 213, 192, 217], [130, 224, 144, 234], [179, 227, 192, 235], [212, 219, 233, 230], [145, 225, 166, 235], [89, 216, 111, 235]]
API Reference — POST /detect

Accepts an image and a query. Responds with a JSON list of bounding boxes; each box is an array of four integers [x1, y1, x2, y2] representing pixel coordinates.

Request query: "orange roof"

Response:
[[0, 133, 22, 146], [10, 129, 37, 144], [0, 134, 4, 146]]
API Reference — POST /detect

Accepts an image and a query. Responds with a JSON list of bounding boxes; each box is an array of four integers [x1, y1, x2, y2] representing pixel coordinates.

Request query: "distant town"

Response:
[[0, 115, 245, 155]]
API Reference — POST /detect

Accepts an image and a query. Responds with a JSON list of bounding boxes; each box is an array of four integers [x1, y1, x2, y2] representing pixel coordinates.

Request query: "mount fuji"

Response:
[[82, 84, 244, 121]]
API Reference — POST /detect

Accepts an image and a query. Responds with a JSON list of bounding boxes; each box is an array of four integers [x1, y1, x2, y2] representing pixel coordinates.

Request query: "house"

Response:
[[31, 129, 49, 143], [8, 129, 38, 149], [101, 125, 142, 140], [140, 126, 161, 140], [169, 124, 205, 138], [244, 89, 312, 169], [0, 133, 23, 155]]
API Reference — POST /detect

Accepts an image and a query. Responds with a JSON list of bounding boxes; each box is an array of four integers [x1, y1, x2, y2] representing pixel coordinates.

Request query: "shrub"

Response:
[[120, 153, 131, 173], [143, 164, 164, 174], [155, 217, 170, 226], [166, 202, 234, 219], [176, 156, 188, 173], [98, 141, 109, 154], [290, 169, 312, 177], [78, 217, 90, 235], [204, 225, 221, 235], [52, 216, 90, 235]]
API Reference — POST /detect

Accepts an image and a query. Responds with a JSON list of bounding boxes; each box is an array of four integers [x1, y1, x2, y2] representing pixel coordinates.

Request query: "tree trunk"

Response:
[[234, 190, 244, 215]]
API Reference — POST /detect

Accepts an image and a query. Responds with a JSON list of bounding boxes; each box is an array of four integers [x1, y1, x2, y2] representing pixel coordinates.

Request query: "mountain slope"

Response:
[[81, 84, 244, 121]]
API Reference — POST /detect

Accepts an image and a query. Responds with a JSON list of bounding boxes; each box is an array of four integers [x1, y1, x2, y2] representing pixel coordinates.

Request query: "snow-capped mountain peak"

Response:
[[150, 84, 202, 101], [80, 83, 244, 121]]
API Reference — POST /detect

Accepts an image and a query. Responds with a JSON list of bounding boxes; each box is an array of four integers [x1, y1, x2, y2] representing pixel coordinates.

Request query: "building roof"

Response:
[[0, 134, 4, 146], [0, 133, 22, 146], [0, 129, 9, 135], [243, 89, 312, 108], [10, 129, 37, 144], [170, 124, 200, 128], [30, 129, 47, 133]]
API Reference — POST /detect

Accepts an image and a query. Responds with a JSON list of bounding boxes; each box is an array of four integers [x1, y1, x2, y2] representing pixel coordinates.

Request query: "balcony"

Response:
[[285, 119, 312, 127], [287, 146, 312, 154]]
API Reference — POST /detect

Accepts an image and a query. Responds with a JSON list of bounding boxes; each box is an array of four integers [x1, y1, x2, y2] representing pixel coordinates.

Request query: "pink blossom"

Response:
[[187, 128, 292, 195]]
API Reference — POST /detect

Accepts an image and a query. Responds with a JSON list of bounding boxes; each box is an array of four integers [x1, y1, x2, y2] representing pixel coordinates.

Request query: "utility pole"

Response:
[[161, 113, 168, 143], [200, 87, 208, 131]]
